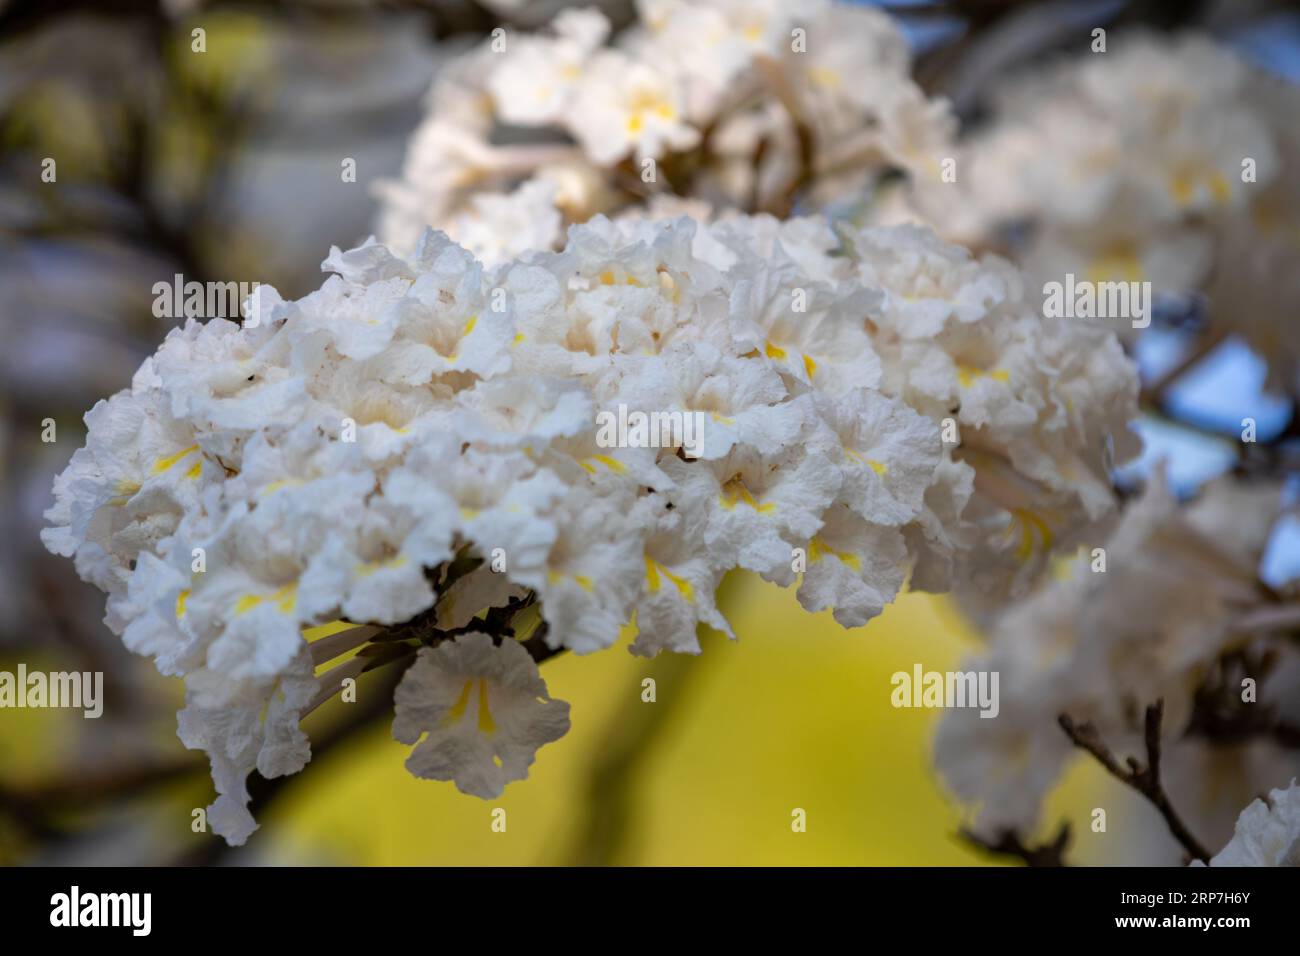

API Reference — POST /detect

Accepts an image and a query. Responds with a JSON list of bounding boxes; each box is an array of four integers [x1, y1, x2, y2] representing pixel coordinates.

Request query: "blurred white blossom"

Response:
[[936, 471, 1294, 842], [376, 0, 958, 263], [960, 32, 1300, 388]]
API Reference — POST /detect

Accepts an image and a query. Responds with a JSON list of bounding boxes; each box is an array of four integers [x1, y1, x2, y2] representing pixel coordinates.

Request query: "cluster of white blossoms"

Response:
[[913, 29, 1300, 865], [375, 0, 957, 266], [44, 206, 1138, 845], [936, 470, 1299, 860], [960, 31, 1300, 389]]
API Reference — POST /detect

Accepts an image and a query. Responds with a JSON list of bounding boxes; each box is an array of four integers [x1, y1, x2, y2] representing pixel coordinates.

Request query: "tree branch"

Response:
[[1139, 325, 1226, 406], [753, 56, 815, 219], [1058, 701, 1211, 863]]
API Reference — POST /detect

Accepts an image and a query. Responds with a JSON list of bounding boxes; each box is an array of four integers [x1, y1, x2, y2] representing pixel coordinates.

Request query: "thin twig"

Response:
[[1139, 326, 1227, 406], [1184, 647, 1300, 750], [1058, 701, 1211, 862]]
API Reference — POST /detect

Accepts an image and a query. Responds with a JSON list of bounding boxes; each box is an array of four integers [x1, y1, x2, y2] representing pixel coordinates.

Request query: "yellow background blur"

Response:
[[265, 577, 1115, 866]]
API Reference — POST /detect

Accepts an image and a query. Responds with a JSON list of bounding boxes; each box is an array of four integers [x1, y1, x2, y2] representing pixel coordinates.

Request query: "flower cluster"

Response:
[[960, 32, 1300, 389], [909, 30, 1300, 865], [44, 209, 1138, 844], [375, 0, 957, 265]]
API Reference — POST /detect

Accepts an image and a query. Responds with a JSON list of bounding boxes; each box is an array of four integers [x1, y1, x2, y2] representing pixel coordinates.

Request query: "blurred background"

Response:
[[2, 0, 1298, 865]]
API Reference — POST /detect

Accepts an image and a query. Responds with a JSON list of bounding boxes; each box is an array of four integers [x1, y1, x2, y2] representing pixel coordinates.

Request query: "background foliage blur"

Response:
[[2, 0, 1297, 865]]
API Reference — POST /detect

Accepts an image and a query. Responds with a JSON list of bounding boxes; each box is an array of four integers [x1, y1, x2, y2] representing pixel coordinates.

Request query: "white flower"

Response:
[[796, 503, 908, 628], [725, 249, 883, 396], [603, 341, 802, 461], [453, 376, 594, 449], [903, 454, 975, 594], [875, 84, 958, 187], [845, 224, 1010, 341], [631, 491, 733, 657], [785, 4, 911, 138], [512, 484, 647, 654], [935, 675, 1076, 835], [501, 216, 727, 379], [373, 43, 572, 255], [1203, 780, 1300, 867], [568, 50, 700, 165], [443, 178, 563, 268], [179, 647, 319, 846], [633, 0, 752, 121], [705, 0, 828, 59], [392, 633, 571, 798], [667, 440, 840, 587], [969, 33, 1273, 233], [811, 389, 940, 526], [41, 372, 203, 597], [486, 8, 609, 127], [310, 231, 514, 384]]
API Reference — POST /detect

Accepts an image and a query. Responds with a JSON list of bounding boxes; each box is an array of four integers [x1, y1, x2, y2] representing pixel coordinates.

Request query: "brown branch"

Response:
[[1185, 647, 1294, 747], [1138, 326, 1227, 407], [959, 821, 1070, 867], [753, 56, 815, 219], [562, 648, 699, 865], [1273, 723, 1300, 749], [1, 757, 201, 809], [1058, 701, 1211, 863]]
